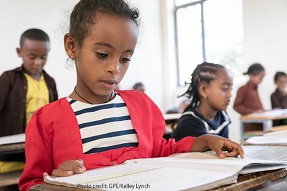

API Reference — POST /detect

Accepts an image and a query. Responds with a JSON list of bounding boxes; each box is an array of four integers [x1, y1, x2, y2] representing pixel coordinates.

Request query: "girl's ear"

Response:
[[198, 84, 208, 99], [64, 33, 77, 59]]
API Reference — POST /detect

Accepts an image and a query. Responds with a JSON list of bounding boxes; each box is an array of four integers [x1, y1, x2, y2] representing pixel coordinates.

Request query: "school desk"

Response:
[[163, 113, 182, 139], [163, 113, 182, 121], [0, 143, 25, 187], [28, 168, 287, 191], [0, 142, 25, 155], [29, 145, 287, 191], [239, 109, 287, 140]]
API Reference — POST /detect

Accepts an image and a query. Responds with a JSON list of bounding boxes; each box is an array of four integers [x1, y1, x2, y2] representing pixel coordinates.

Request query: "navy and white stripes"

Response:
[[67, 94, 138, 154]]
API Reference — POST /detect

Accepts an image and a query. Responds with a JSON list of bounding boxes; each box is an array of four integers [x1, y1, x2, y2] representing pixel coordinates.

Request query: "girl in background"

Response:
[[172, 62, 233, 141], [233, 63, 265, 131]]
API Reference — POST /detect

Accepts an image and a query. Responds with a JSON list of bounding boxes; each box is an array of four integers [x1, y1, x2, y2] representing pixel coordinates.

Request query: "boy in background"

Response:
[[0, 28, 58, 175]]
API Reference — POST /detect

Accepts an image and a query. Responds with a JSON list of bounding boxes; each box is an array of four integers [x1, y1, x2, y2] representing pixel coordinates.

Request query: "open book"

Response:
[[244, 130, 287, 145], [44, 152, 287, 191]]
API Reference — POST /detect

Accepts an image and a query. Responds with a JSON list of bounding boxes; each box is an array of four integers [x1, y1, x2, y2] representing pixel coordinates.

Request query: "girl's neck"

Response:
[[72, 87, 115, 104], [196, 105, 217, 120]]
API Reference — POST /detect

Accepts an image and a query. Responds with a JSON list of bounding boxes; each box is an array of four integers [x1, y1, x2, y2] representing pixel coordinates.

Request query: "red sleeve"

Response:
[[233, 86, 254, 115], [19, 108, 54, 191]]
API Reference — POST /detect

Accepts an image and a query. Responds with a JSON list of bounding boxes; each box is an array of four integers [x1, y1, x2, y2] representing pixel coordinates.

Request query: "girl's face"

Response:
[[275, 76, 287, 93], [67, 13, 138, 102], [249, 71, 265, 86], [204, 69, 233, 111]]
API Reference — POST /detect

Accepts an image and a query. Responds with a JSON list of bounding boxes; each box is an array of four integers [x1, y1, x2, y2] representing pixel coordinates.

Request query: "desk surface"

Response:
[[0, 143, 25, 155], [29, 168, 287, 191], [240, 110, 287, 120], [163, 113, 182, 121]]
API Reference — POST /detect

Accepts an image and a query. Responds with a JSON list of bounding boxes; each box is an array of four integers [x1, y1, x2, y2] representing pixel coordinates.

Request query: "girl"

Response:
[[172, 62, 233, 141], [233, 63, 265, 131], [19, 1, 244, 190]]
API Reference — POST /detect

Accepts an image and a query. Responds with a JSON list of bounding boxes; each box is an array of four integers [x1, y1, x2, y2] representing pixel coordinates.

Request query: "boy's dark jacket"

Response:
[[0, 65, 58, 137]]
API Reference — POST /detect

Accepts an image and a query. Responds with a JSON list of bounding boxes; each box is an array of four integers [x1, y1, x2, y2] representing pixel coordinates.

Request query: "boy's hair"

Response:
[[243, 63, 265, 75], [69, 0, 140, 47], [20, 28, 50, 47], [274, 71, 287, 83], [180, 62, 225, 110]]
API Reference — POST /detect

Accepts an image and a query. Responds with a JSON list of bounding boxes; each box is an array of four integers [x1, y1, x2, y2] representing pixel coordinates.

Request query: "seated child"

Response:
[[271, 71, 287, 126], [19, 1, 244, 190], [172, 62, 232, 141]]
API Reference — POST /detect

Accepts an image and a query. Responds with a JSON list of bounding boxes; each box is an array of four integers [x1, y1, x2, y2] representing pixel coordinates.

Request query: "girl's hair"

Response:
[[243, 63, 265, 75], [274, 71, 287, 82], [69, 0, 140, 47], [179, 62, 225, 111]]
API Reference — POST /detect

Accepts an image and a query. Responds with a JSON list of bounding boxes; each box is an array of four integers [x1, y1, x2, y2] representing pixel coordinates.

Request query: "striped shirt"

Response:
[[67, 93, 138, 154]]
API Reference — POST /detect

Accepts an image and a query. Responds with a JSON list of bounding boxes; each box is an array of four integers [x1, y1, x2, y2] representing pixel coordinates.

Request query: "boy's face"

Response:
[[17, 39, 50, 76], [275, 76, 287, 92]]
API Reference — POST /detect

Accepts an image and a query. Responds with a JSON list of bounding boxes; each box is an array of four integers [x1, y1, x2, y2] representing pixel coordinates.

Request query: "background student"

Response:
[[233, 63, 265, 132], [271, 71, 287, 126], [19, 1, 243, 190], [172, 62, 232, 141], [132, 82, 145, 92], [0, 29, 58, 176]]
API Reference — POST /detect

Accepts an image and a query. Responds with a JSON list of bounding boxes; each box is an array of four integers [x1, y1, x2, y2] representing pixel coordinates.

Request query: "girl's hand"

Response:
[[191, 135, 244, 159], [43, 159, 86, 177]]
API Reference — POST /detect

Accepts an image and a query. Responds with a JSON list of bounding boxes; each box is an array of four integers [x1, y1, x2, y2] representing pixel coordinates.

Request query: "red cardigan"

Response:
[[19, 90, 195, 191]]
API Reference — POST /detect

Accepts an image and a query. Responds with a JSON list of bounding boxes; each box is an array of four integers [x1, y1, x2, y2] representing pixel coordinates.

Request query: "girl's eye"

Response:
[[121, 57, 131, 63], [96, 52, 108, 59]]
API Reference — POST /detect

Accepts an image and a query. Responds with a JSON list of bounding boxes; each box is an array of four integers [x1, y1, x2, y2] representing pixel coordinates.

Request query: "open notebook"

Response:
[[244, 130, 287, 145], [44, 152, 287, 191]]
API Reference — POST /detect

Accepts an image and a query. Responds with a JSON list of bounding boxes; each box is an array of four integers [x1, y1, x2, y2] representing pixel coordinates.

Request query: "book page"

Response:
[[44, 154, 287, 191], [0, 133, 25, 145], [243, 145, 287, 161], [44, 162, 237, 191], [245, 135, 287, 145]]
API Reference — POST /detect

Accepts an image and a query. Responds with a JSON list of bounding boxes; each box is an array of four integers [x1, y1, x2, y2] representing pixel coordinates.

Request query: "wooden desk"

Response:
[[0, 143, 25, 155], [29, 168, 287, 191], [163, 113, 182, 139], [239, 109, 287, 140], [0, 170, 22, 187], [163, 113, 182, 121], [0, 142, 25, 187]]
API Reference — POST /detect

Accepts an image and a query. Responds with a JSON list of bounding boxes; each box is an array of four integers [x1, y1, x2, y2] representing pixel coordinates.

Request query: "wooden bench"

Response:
[[0, 170, 22, 187]]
